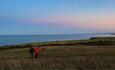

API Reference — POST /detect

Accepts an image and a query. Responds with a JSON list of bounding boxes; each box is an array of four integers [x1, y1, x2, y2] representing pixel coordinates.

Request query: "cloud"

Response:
[[21, 11, 115, 32], [2, 10, 115, 32]]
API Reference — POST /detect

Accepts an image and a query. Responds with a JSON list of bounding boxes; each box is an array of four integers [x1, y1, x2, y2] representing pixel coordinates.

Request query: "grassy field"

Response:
[[0, 37, 115, 70], [0, 45, 115, 70]]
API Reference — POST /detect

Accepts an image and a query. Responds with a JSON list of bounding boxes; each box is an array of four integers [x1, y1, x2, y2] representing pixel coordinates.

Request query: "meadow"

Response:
[[0, 37, 115, 70]]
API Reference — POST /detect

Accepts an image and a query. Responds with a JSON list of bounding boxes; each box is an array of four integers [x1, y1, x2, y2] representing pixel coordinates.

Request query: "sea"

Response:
[[0, 34, 115, 46]]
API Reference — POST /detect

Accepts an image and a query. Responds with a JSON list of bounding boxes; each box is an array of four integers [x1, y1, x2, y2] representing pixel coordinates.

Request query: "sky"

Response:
[[0, 0, 115, 35]]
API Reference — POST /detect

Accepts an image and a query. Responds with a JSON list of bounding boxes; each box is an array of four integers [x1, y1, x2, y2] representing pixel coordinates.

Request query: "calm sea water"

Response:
[[0, 34, 114, 46]]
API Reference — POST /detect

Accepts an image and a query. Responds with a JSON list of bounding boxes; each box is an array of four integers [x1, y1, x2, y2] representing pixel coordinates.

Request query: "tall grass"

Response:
[[0, 45, 115, 70]]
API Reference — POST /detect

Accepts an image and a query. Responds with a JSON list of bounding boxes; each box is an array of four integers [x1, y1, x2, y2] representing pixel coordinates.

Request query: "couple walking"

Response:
[[29, 46, 39, 59]]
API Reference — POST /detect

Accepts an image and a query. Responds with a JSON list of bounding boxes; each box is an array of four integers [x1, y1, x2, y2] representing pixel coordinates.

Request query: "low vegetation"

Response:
[[1, 45, 115, 70], [0, 37, 115, 70]]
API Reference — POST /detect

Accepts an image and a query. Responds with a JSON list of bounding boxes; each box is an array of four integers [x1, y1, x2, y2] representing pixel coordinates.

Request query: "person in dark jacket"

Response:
[[29, 47, 34, 58]]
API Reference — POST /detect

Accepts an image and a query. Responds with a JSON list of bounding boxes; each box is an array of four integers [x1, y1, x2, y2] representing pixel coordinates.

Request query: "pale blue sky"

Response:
[[0, 0, 115, 35]]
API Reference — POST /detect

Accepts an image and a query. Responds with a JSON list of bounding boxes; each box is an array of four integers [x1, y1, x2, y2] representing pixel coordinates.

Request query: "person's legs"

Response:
[[35, 53, 38, 59], [32, 53, 34, 58], [30, 53, 34, 58]]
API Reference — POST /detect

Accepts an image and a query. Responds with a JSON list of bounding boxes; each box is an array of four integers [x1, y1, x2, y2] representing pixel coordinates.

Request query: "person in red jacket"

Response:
[[34, 47, 39, 59]]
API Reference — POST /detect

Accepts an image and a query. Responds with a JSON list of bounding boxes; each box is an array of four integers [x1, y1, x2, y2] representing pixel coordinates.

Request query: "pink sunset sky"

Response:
[[21, 10, 115, 32], [0, 0, 115, 34]]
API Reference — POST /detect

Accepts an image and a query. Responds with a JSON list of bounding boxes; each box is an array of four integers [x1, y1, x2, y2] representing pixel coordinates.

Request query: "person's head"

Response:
[[31, 45, 34, 48]]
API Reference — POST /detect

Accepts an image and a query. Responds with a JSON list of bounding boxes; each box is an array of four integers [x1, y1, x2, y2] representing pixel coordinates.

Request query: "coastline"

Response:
[[0, 34, 114, 46], [0, 37, 115, 69], [1, 36, 115, 49]]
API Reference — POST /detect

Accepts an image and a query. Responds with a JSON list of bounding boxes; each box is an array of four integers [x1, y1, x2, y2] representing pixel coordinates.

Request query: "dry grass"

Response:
[[0, 45, 115, 70]]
